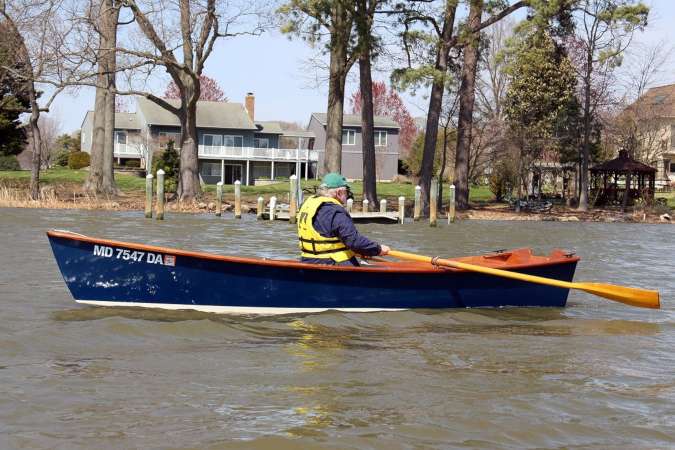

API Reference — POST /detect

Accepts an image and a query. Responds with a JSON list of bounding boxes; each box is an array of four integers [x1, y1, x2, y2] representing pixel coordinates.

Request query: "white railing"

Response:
[[114, 143, 143, 157], [198, 145, 318, 161]]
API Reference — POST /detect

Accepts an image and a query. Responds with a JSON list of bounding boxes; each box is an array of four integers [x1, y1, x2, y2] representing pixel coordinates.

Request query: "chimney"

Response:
[[245, 92, 255, 122]]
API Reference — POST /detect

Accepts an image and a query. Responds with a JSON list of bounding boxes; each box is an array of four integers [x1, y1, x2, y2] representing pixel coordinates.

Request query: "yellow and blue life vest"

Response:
[[297, 196, 356, 263]]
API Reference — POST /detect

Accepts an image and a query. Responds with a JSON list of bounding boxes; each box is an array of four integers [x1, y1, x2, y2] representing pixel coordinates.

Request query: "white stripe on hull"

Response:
[[75, 300, 406, 315]]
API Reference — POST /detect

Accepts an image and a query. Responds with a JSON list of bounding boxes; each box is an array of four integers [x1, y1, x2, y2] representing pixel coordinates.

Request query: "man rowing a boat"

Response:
[[298, 172, 390, 266]]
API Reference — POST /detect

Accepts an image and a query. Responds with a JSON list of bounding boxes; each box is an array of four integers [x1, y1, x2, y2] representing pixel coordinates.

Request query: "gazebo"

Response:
[[590, 150, 656, 207]]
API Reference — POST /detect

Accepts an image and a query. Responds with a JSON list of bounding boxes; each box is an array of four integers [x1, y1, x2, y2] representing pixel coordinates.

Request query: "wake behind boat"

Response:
[[46, 229, 580, 314]]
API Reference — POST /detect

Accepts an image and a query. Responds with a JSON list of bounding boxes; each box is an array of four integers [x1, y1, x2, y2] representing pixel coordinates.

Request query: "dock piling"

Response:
[[448, 183, 456, 224], [269, 196, 277, 221], [414, 185, 421, 221], [156, 169, 165, 221], [234, 180, 241, 219], [144, 174, 153, 218], [256, 196, 264, 220], [429, 179, 438, 227], [380, 199, 387, 213], [216, 181, 223, 217], [398, 196, 405, 224], [289, 175, 298, 224]]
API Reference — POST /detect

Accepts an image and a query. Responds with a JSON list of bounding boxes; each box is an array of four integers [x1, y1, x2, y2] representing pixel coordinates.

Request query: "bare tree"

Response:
[[610, 41, 674, 168], [570, 0, 649, 211], [79, 0, 266, 201], [1, 0, 73, 199]]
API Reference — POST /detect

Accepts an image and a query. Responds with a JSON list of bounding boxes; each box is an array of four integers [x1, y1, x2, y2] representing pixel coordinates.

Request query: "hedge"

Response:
[[68, 151, 90, 169]]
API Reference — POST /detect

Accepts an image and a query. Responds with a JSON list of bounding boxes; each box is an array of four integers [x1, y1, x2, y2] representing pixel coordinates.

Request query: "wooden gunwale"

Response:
[[46, 230, 580, 274]]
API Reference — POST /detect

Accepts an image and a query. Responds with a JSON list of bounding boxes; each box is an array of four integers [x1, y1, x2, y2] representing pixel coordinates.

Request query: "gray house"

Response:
[[308, 113, 401, 181], [81, 94, 317, 185], [80, 96, 402, 184]]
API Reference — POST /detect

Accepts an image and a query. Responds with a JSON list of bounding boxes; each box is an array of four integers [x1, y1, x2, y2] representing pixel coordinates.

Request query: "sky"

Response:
[[47, 0, 675, 135]]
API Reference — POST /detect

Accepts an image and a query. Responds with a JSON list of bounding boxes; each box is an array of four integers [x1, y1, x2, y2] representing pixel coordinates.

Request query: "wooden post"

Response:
[[289, 175, 298, 224], [269, 196, 277, 221], [346, 198, 353, 213], [448, 183, 456, 224], [144, 174, 153, 218], [362, 198, 369, 212], [156, 169, 165, 221], [398, 196, 405, 223], [215, 181, 223, 217], [429, 178, 438, 227], [414, 185, 421, 221], [398, 196, 405, 224], [380, 199, 387, 213], [256, 196, 264, 220], [234, 180, 241, 219]]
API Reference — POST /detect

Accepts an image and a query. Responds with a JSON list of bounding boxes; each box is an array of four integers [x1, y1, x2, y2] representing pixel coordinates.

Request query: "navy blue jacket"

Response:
[[301, 202, 381, 266]]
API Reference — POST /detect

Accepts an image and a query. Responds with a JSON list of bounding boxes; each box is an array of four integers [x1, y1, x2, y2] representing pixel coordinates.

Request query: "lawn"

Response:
[[0, 168, 497, 203], [656, 191, 675, 208], [0, 167, 146, 191]]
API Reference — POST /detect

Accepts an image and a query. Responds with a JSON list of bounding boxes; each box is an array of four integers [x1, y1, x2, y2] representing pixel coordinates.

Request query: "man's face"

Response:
[[335, 187, 348, 205]]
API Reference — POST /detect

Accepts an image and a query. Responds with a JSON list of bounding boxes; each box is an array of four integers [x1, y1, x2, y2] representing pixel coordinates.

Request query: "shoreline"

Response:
[[1, 184, 671, 224]]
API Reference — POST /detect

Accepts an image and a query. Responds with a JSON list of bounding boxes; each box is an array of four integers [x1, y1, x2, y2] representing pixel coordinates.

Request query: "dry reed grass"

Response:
[[0, 185, 125, 210]]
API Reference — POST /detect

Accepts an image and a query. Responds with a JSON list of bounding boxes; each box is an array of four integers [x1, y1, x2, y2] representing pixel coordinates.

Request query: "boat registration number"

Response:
[[93, 245, 176, 266]]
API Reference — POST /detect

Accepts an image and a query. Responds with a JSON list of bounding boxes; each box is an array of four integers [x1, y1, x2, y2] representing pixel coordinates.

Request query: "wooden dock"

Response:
[[271, 210, 400, 224]]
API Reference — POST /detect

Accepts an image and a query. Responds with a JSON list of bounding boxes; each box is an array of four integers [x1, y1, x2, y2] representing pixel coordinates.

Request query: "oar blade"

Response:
[[579, 283, 660, 309]]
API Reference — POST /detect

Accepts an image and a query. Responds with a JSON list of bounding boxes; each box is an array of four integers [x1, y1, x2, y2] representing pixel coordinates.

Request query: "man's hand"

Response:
[[379, 244, 390, 256]]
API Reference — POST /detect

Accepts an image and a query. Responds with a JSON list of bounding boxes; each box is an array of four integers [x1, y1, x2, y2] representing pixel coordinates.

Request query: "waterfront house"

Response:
[[307, 113, 400, 181], [81, 94, 318, 185], [622, 83, 675, 188], [80, 95, 402, 184]]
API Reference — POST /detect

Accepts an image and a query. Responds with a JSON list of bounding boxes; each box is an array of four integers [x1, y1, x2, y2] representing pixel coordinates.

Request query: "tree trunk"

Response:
[[101, 0, 120, 195], [418, 1, 457, 214], [357, 15, 377, 207], [454, 0, 482, 211], [323, 1, 353, 175], [578, 63, 593, 211], [85, 0, 119, 195], [28, 88, 41, 200], [325, 34, 348, 174], [177, 82, 201, 201]]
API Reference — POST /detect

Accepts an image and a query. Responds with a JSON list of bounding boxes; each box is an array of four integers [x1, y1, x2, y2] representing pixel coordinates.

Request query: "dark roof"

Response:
[[311, 112, 400, 129], [136, 96, 257, 130], [590, 151, 656, 173]]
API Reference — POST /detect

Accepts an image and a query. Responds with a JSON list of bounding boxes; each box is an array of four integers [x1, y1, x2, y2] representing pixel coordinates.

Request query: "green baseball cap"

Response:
[[321, 172, 350, 189]]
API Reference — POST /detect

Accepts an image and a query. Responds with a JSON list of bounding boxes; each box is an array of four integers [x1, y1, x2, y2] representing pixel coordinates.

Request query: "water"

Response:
[[1, 207, 673, 449]]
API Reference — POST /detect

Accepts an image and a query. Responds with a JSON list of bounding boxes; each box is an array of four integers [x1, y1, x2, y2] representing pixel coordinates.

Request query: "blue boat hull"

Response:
[[47, 231, 578, 314]]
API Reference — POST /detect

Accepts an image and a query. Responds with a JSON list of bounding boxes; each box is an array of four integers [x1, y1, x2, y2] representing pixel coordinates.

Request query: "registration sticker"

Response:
[[93, 245, 177, 267]]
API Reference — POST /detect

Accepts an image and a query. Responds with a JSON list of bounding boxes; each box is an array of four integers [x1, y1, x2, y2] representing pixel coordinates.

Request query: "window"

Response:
[[374, 131, 387, 147], [254, 137, 269, 148], [669, 161, 675, 173], [114, 131, 127, 145], [223, 135, 243, 147], [200, 162, 220, 177], [342, 129, 355, 145], [158, 131, 181, 148], [202, 134, 223, 147]]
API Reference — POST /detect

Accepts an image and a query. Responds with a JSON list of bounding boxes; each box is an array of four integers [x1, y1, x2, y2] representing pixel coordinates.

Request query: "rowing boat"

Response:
[[47, 229, 580, 314]]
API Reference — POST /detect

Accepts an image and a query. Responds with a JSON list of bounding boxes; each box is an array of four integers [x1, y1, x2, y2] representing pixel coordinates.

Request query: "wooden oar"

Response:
[[388, 250, 660, 310]]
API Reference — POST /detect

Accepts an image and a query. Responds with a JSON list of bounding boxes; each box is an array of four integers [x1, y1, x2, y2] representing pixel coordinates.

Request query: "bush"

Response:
[[488, 160, 517, 202], [53, 149, 70, 167], [0, 155, 21, 171], [151, 140, 179, 192], [68, 151, 90, 169], [124, 159, 141, 168]]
